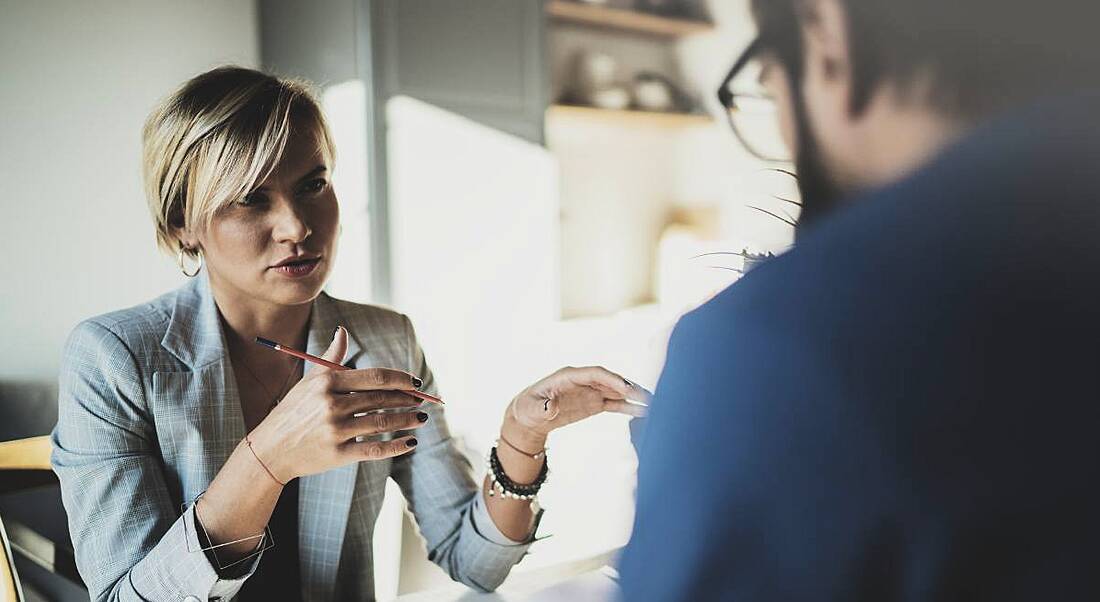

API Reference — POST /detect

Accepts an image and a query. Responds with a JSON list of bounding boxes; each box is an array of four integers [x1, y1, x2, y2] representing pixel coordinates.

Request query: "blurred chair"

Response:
[[0, 436, 51, 602], [0, 438, 52, 492], [0, 381, 85, 601], [0, 435, 83, 601], [2, 510, 25, 602]]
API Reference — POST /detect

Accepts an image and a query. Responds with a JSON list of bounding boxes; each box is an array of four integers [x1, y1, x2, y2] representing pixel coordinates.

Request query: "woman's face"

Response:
[[187, 125, 339, 309]]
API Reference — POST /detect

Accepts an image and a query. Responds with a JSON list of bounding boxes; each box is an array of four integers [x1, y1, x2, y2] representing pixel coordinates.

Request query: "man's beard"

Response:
[[791, 86, 843, 237]]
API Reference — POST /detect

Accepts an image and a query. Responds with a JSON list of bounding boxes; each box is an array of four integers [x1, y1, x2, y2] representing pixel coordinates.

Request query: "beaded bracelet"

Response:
[[486, 443, 548, 501]]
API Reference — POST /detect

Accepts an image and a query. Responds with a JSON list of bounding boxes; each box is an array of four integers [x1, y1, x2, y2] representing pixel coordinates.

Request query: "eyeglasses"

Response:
[[717, 37, 792, 164]]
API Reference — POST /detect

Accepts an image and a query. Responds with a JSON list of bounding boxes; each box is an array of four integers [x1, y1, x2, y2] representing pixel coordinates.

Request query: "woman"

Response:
[[51, 66, 644, 602]]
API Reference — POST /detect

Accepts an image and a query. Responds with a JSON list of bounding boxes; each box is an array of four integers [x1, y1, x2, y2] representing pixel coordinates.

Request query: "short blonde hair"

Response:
[[142, 66, 336, 257]]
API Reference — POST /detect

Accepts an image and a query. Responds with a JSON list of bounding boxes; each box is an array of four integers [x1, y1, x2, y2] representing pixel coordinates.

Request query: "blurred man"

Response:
[[620, 0, 1100, 599]]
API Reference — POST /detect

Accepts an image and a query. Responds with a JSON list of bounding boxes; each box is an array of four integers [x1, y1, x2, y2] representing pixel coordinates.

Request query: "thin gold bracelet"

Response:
[[244, 434, 286, 486], [497, 434, 546, 460]]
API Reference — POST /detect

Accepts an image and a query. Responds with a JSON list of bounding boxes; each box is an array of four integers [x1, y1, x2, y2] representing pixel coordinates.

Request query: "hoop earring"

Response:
[[177, 246, 203, 277]]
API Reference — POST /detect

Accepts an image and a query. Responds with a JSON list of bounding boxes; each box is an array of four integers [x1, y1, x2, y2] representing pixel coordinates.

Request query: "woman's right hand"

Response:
[[248, 326, 428, 483]]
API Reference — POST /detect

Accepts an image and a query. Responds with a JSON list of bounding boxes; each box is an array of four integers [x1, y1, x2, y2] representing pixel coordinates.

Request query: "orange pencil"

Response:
[[254, 336, 444, 405]]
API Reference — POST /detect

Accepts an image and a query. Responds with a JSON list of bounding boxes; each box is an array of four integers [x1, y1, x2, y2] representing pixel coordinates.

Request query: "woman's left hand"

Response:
[[507, 366, 649, 440]]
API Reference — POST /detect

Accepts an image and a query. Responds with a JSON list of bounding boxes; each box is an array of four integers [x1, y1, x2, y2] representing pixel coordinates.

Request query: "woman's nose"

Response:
[[270, 195, 312, 243]]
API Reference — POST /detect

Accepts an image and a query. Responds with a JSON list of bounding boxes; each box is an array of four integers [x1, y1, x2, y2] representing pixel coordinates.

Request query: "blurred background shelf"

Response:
[[546, 1, 714, 37], [548, 103, 714, 127]]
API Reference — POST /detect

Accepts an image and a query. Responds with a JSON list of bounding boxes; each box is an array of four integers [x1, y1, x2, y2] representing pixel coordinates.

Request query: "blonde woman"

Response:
[[51, 67, 645, 602]]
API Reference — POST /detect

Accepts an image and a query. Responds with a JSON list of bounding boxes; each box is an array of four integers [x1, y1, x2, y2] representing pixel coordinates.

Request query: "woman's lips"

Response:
[[272, 257, 321, 278]]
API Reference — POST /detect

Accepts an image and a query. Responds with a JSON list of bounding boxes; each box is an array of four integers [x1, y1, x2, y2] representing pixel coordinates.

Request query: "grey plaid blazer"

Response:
[[51, 275, 532, 601]]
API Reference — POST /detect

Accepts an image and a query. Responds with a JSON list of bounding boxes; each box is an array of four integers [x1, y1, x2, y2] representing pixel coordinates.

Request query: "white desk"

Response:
[[393, 550, 621, 602]]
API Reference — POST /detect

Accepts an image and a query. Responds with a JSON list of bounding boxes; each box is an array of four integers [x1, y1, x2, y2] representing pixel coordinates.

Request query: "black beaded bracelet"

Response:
[[490, 449, 545, 494], [486, 443, 548, 500], [489, 446, 547, 492]]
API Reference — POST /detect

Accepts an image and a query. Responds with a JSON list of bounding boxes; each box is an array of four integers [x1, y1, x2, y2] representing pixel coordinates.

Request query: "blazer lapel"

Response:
[[161, 281, 367, 602], [155, 275, 247, 504], [298, 292, 364, 602]]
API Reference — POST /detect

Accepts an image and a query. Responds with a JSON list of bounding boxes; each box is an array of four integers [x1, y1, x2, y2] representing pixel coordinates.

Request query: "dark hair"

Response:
[[752, 0, 1100, 121]]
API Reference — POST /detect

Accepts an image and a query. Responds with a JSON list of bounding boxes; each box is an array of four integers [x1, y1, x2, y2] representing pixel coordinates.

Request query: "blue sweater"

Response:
[[619, 91, 1100, 601]]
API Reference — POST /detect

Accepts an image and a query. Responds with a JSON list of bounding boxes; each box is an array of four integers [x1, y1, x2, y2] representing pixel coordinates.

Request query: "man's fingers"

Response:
[[341, 435, 420, 461], [338, 409, 429, 438], [329, 367, 421, 392]]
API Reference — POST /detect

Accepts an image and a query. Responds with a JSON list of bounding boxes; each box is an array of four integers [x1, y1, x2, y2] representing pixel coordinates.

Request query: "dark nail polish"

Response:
[[406, 438, 419, 448], [412, 376, 424, 390], [416, 412, 429, 423]]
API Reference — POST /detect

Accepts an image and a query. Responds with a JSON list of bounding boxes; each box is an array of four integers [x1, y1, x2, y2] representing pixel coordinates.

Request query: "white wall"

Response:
[[0, 0, 260, 381], [385, 96, 561, 594], [386, 96, 667, 596]]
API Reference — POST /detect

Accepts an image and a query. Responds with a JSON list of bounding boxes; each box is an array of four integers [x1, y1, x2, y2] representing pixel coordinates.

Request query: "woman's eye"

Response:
[[239, 192, 267, 207], [301, 178, 328, 195]]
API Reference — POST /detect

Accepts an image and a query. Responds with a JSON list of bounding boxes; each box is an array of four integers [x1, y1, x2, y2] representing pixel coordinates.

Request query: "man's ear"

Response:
[[799, 0, 852, 84]]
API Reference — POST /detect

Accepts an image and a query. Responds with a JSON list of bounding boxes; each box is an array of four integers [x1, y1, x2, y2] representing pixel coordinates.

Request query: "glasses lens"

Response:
[[723, 57, 791, 163]]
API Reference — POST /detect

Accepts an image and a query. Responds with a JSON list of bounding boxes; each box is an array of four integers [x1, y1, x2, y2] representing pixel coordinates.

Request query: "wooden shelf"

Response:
[[547, 104, 714, 128], [546, 1, 713, 37]]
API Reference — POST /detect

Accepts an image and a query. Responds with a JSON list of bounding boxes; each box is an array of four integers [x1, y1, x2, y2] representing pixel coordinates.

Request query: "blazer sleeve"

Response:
[[388, 314, 537, 593], [51, 320, 258, 602]]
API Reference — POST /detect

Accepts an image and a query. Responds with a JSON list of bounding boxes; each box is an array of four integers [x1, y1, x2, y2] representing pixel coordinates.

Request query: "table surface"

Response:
[[393, 549, 621, 602]]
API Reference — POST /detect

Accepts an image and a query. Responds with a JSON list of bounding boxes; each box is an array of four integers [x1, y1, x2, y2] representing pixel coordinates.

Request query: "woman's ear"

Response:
[[172, 226, 199, 252]]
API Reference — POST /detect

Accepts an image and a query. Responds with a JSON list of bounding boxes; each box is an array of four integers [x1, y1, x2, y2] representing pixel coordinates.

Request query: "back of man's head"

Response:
[[755, 0, 1100, 121], [747, 0, 1100, 227]]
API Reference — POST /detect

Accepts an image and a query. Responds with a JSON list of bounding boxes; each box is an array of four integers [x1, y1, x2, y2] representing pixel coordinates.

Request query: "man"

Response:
[[619, 0, 1100, 599]]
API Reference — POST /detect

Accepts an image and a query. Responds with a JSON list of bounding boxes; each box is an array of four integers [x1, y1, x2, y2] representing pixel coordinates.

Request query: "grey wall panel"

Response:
[[260, 0, 360, 85], [374, 0, 547, 143]]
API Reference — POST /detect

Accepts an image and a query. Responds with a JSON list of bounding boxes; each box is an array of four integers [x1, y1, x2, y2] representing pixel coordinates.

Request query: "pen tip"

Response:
[[254, 337, 279, 349]]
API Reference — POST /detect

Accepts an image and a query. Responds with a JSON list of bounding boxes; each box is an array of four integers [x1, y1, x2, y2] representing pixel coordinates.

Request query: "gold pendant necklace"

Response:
[[237, 353, 300, 414]]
